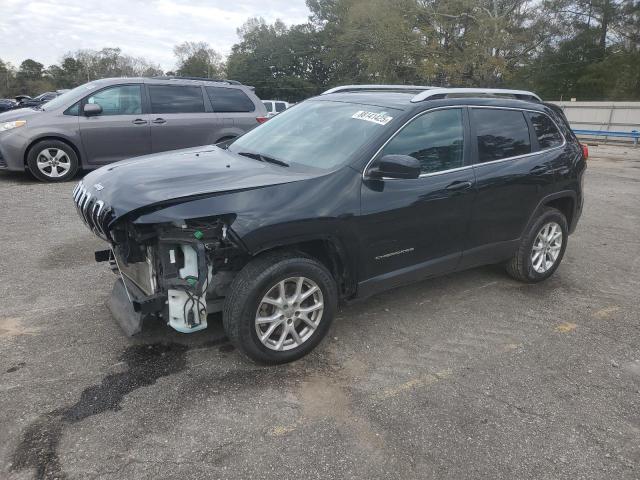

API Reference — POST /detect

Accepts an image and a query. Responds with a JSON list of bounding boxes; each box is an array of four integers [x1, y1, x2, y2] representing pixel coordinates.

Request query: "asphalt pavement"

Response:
[[1, 144, 638, 480]]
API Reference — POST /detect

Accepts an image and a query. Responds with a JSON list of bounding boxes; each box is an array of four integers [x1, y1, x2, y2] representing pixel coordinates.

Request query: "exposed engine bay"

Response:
[[97, 216, 247, 335]]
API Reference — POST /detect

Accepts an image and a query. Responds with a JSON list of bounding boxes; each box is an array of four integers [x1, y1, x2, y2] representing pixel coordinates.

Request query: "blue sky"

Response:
[[0, 0, 311, 70]]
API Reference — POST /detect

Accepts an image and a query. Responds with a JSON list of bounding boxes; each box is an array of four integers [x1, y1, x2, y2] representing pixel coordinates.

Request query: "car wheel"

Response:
[[506, 207, 568, 283], [27, 140, 79, 182], [223, 251, 337, 364]]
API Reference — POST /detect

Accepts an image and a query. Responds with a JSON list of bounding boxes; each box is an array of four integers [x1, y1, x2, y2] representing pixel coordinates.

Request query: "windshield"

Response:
[[41, 82, 100, 111], [229, 100, 400, 170]]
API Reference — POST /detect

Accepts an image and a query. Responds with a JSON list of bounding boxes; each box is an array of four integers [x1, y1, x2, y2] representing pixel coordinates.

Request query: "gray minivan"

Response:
[[0, 77, 268, 182]]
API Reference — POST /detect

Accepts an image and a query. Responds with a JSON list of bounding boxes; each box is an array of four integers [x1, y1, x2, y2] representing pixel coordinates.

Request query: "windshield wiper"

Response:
[[237, 151, 289, 167]]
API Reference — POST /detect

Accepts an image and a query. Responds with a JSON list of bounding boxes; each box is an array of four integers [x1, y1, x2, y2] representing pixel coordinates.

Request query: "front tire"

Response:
[[27, 140, 79, 182], [223, 251, 337, 364], [506, 207, 568, 283]]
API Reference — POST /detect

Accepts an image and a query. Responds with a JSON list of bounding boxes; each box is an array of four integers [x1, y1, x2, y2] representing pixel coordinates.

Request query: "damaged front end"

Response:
[[91, 210, 246, 336]]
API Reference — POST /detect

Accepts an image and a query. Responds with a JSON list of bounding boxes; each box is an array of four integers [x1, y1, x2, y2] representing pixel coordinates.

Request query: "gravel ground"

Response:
[[0, 144, 638, 480]]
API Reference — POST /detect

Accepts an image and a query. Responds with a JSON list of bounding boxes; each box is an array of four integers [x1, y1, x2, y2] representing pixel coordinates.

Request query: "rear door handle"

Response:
[[152, 118, 166, 124], [445, 180, 473, 191], [132, 119, 148, 125], [530, 165, 548, 175]]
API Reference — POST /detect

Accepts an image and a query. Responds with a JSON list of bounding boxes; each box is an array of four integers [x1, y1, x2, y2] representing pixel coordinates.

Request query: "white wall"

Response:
[[550, 101, 640, 144]]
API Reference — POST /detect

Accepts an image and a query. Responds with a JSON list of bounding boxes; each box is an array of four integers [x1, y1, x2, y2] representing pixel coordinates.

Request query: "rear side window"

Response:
[[275, 102, 287, 113], [206, 87, 255, 112], [381, 108, 465, 175], [527, 112, 563, 149], [148, 85, 205, 114], [262, 101, 272, 112], [472, 109, 531, 163], [87, 85, 142, 115]]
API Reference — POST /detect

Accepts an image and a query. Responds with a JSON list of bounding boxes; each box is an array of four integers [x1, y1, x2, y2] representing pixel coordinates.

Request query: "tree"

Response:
[[173, 41, 224, 78], [226, 18, 329, 101], [17, 59, 45, 82]]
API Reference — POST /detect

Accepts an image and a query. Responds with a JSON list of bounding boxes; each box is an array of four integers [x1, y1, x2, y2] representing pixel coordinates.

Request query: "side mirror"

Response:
[[83, 103, 102, 116], [368, 154, 420, 180]]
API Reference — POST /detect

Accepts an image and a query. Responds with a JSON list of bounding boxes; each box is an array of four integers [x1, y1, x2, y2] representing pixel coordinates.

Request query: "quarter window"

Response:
[[87, 85, 142, 115], [472, 109, 531, 162], [527, 112, 563, 149], [148, 85, 205, 114], [380, 108, 465, 175], [206, 87, 255, 112]]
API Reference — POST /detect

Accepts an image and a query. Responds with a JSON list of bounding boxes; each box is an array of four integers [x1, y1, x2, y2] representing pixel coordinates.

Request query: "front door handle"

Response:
[[132, 119, 148, 125], [152, 118, 166, 124], [445, 180, 473, 191]]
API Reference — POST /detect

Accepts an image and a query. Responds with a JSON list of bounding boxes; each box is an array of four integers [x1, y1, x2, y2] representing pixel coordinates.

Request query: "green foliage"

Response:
[[1, 1, 638, 101], [174, 41, 224, 78]]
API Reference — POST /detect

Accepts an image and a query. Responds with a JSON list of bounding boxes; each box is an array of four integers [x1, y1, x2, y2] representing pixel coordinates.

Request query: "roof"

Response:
[[316, 85, 543, 110]]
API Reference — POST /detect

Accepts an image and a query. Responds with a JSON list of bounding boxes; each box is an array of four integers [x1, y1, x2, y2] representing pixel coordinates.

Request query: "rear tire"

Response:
[[27, 140, 79, 182], [506, 207, 568, 283], [223, 251, 337, 364]]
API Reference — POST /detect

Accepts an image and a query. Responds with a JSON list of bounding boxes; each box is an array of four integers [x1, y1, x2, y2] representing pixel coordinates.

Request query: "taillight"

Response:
[[580, 143, 589, 160], [256, 117, 268, 124]]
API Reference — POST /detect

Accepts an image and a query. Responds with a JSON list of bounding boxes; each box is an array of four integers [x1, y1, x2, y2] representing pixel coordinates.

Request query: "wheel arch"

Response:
[[251, 236, 356, 300], [24, 136, 82, 167], [523, 191, 577, 238]]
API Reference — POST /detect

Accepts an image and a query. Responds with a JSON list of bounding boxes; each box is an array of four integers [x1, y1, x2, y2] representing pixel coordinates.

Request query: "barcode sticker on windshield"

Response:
[[351, 111, 393, 125]]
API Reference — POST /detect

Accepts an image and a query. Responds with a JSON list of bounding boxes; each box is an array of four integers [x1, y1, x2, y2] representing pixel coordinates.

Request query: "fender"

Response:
[[252, 233, 357, 298]]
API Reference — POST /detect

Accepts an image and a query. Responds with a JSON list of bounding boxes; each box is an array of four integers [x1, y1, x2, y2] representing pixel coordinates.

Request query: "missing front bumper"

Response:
[[106, 276, 165, 336]]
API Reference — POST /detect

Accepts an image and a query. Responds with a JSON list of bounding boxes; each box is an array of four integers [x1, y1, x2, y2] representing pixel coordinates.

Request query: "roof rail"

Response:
[[322, 84, 435, 95], [411, 88, 541, 103], [150, 76, 243, 85]]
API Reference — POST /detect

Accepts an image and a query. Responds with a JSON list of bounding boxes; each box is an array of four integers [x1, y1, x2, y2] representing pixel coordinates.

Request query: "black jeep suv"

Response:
[[73, 85, 586, 364]]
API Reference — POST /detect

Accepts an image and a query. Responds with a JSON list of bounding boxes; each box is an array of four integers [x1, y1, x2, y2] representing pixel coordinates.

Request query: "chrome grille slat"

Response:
[[72, 182, 112, 241]]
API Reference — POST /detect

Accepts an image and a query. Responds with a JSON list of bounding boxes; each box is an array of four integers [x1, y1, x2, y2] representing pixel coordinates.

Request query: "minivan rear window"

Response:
[[527, 112, 563, 149], [472, 109, 531, 163], [206, 87, 255, 112], [148, 85, 205, 114]]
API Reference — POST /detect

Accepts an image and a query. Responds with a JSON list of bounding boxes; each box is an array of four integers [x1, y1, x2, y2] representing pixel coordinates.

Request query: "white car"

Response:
[[262, 100, 291, 118]]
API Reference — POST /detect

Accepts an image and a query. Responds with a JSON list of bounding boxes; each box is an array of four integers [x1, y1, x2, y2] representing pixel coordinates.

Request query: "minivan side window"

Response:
[[472, 108, 531, 163], [262, 101, 272, 112], [87, 85, 142, 115], [206, 87, 255, 112], [526, 112, 563, 149], [148, 85, 205, 114], [381, 108, 465, 175], [275, 102, 287, 113]]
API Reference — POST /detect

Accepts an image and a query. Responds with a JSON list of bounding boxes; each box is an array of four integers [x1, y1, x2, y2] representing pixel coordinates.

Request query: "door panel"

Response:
[[359, 169, 476, 283], [358, 107, 475, 288], [150, 112, 221, 152], [463, 107, 557, 264], [79, 84, 151, 165]]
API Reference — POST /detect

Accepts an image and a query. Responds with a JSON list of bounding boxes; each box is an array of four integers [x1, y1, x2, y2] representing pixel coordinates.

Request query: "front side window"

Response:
[[229, 100, 399, 170], [275, 102, 287, 113], [527, 112, 563, 149], [206, 87, 255, 112], [149, 85, 205, 114], [380, 108, 465, 175], [472, 108, 531, 162], [87, 85, 142, 115]]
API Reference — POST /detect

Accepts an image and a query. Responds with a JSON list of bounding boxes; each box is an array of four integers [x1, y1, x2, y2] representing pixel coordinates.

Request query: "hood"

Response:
[[0, 107, 42, 122], [81, 146, 321, 220]]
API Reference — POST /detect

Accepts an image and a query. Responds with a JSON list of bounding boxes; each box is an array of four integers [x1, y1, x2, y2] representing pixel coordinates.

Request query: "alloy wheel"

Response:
[[255, 276, 324, 351], [531, 221, 563, 273], [36, 148, 71, 178]]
